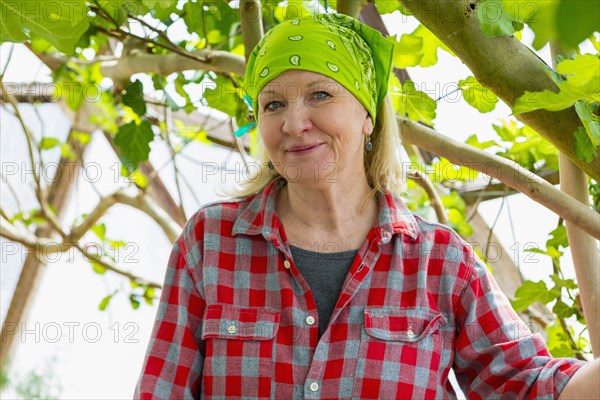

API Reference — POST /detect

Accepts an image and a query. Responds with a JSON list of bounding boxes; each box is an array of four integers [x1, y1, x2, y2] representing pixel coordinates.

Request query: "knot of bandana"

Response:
[[243, 13, 394, 126]]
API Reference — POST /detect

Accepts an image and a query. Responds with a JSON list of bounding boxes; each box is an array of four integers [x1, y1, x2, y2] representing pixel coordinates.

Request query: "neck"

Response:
[[278, 175, 377, 234]]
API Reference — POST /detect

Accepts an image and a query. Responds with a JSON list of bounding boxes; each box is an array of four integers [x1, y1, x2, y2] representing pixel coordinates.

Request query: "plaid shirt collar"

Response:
[[232, 178, 419, 243]]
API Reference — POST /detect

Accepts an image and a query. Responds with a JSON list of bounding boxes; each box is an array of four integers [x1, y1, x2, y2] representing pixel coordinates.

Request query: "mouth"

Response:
[[286, 143, 324, 154]]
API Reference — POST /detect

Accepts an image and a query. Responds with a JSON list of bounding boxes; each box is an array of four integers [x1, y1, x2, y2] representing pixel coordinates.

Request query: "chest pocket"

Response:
[[202, 304, 280, 340], [201, 304, 280, 399], [353, 308, 448, 399], [364, 308, 446, 342]]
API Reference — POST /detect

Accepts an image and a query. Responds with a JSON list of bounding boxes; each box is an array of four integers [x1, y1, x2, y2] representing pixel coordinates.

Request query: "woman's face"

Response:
[[257, 70, 373, 187]]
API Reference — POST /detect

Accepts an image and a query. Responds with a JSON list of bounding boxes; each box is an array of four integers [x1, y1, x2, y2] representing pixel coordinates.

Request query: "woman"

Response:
[[135, 13, 598, 399]]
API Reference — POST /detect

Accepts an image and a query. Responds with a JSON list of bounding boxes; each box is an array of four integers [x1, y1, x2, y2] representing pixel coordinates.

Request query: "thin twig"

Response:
[[407, 170, 448, 225], [0, 43, 15, 81], [0, 172, 24, 213], [72, 242, 161, 289], [484, 192, 506, 262], [164, 104, 186, 213], [1, 81, 42, 203]]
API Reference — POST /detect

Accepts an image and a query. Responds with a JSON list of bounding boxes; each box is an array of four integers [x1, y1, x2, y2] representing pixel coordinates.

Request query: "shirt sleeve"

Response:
[[134, 239, 206, 400], [453, 253, 584, 399]]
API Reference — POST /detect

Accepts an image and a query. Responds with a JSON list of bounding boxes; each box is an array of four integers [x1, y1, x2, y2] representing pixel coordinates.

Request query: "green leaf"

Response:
[[547, 225, 569, 249], [173, 120, 211, 144], [392, 34, 423, 68], [573, 126, 596, 163], [410, 24, 454, 67], [557, 55, 600, 88], [184, 0, 236, 45], [448, 208, 465, 226], [392, 25, 453, 69], [546, 322, 574, 357], [0, 1, 90, 53], [129, 294, 140, 310], [507, 136, 542, 154], [91, 261, 107, 275], [203, 74, 244, 117], [513, 82, 600, 114], [72, 131, 92, 144], [492, 120, 519, 141], [575, 101, 600, 146], [91, 223, 107, 241], [478, 0, 516, 37], [143, 287, 155, 305], [456, 221, 474, 237], [551, 274, 578, 290], [375, 0, 403, 14], [431, 157, 478, 183], [114, 120, 154, 171], [391, 80, 437, 126], [174, 73, 194, 110], [60, 143, 77, 160], [511, 280, 560, 312], [555, 0, 600, 48], [524, 246, 563, 259], [466, 134, 497, 150], [40, 137, 61, 150], [441, 191, 467, 211], [183, 0, 203, 35], [123, 80, 147, 117], [459, 76, 499, 113], [99, 291, 117, 311]]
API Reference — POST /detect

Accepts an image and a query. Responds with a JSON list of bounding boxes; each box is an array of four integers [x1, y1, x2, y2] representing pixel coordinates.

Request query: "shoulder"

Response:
[[177, 195, 256, 250], [414, 214, 472, 249]]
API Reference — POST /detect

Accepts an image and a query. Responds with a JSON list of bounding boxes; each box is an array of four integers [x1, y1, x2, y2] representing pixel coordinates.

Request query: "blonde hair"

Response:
[[229, 93, 405, 199]]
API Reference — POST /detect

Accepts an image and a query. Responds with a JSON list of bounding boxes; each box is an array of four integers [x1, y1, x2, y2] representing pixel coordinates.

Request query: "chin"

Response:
[[278, 161, 339, 186]]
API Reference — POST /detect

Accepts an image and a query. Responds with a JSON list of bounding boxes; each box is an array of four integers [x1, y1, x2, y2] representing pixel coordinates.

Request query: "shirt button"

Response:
[[309, 382, 319, 392], [227, 324, 237, 334], [306, 316, 315, 326], [406, 328, 415, 339], [283, 260, 291, 269]]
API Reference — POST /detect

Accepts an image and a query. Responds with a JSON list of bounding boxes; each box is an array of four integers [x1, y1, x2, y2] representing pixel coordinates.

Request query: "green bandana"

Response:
[[243, 13, 394, 126]]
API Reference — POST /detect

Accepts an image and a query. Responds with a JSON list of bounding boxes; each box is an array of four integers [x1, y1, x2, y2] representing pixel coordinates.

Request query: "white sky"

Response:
[[0, 6, 597, 399]]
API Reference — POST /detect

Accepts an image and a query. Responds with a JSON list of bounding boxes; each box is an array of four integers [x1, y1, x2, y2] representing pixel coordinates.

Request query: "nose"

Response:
[[281, 101, 313, 137]]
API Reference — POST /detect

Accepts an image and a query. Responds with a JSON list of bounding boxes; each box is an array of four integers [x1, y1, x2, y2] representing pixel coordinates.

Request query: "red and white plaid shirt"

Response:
[[135, 179, 582, 399]]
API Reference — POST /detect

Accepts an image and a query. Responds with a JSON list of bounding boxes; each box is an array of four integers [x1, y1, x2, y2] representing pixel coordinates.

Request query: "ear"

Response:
[[362, 114, 374, 136]]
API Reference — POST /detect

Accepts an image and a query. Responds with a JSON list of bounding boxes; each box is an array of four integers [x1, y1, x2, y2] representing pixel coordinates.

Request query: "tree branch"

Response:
[[68, 189, 181, 243], [240, 0, 264, 61], [337, 0, 369, 18], [0, 217, 161, 289], [398, 0, 600, 182], [398, 117, 600, 240], [407, 170, 448, 224], [112, 191, 181, 243], [100, 49, 245, 83]]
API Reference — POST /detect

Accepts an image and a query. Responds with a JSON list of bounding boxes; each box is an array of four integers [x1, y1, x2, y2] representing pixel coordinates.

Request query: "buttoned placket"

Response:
[[267, 226, 320, 341], [303, 232, 384, 399]]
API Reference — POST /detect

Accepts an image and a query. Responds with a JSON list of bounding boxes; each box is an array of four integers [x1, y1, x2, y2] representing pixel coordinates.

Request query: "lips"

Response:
[[287, 143, 323, 153]]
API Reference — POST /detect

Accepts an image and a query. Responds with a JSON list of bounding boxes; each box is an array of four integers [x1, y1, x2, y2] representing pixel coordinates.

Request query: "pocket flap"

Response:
[[364, 308, 446, 342], [202, 304, 280, 340]]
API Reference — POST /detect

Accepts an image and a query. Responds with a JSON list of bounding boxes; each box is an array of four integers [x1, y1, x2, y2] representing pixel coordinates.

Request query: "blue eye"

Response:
[[314, 91, 330, 100], [265, 101, 283, 111]]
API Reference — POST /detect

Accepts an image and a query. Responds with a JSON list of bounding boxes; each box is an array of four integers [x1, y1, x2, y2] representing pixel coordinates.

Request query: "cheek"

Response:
[[258, 125, 280, 154]]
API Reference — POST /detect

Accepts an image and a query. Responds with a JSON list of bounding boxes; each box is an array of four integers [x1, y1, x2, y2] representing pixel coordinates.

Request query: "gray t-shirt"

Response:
[[289, 244, 358, 337]]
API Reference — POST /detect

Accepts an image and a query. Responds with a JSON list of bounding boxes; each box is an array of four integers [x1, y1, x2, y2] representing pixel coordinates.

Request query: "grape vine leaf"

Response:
[[390, 79, 437, 126], [0, 1, 90, 53], [573, 126, 596, 163], [114, 120, 154, 170], [459, 76, 499, 113]]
